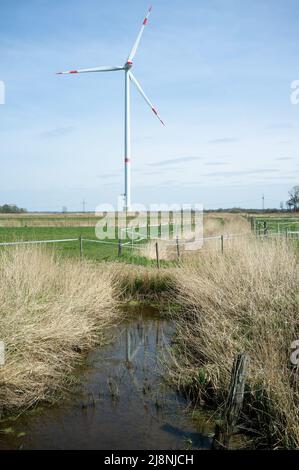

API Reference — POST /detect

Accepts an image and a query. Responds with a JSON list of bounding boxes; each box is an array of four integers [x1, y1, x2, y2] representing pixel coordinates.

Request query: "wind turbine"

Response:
[[57, 5, 164, 212]]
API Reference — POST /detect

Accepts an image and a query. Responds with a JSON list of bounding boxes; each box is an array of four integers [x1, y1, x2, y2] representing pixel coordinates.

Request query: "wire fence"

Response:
[[0, 226, 297, 267]]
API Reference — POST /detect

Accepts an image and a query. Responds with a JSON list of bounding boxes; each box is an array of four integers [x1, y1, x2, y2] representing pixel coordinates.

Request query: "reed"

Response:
[[168, 237, 299, 448], [0, 246, 118, 414]]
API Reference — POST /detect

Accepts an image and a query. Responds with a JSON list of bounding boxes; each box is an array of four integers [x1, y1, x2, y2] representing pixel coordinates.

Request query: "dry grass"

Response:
[[168, 237, 299, 448], [137, 214, 251, 261], [0, 246, 119, 414], [108, 262, 171, 300], [203, 213, 250, 237], [137, 240, 175, 261]]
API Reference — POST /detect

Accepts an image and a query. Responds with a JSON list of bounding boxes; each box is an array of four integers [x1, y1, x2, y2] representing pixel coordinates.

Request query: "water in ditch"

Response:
[[0, 304, 213, 450]]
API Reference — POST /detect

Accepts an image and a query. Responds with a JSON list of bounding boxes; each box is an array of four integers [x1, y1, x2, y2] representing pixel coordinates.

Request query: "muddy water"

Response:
[[0, 304, 212, 450]]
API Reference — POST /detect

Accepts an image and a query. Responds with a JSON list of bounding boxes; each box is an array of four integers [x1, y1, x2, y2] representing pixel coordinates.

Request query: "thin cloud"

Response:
[[205, 161, 229, 166], [208, 138, 238, 144], [204, 169, 279, 177], [161, 180, 178, 185], [97, 172, 120, 178], [267, 123, 293, 130], [148, 156, 201, 167], [67, 185, 90, 191], [275, 157, 293, 161], [142, 170, 168, 176], [262, 175, 297, 180], [39, 126, 75, 139]]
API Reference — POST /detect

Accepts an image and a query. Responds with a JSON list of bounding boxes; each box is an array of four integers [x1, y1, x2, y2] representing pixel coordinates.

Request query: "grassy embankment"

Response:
[[0, 213, 299, 448], [0, 246, 119, 415], [167, 237, 299, 448]]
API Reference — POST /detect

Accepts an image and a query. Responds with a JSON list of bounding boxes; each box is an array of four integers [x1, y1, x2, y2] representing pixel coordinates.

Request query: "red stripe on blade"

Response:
[[143, 18, 148, 25], [125, 158, 130, 163], [70, 70, 78, 74]]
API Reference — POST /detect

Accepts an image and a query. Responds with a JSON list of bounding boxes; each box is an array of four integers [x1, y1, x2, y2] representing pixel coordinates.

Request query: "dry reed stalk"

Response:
[[0, 246, 119, 414]]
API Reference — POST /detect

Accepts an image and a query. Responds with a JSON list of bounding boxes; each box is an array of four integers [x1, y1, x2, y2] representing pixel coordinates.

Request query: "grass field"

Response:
[[0, 213, 100, 228], [0, 212, 297, 264], [0, 226, 152, 265], [252, 214, 299, 234], [0, 213, 247, 264]]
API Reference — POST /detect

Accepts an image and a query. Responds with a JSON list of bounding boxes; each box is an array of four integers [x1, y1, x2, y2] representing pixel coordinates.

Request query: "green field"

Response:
[[0, 213, 188, 266], [252, 215, 299, 234], [0, 213, 298, 263], [0, 226, 162, 266]]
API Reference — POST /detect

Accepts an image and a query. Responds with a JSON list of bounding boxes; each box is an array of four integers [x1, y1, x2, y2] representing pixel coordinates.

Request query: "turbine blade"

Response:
[[56, 65, 124, 75], [129, 72, 165, 126], [127, 6, 152, 64]]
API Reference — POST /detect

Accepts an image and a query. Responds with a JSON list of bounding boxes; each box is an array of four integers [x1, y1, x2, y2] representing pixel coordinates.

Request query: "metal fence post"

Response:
[[221, 235, 224, 254]]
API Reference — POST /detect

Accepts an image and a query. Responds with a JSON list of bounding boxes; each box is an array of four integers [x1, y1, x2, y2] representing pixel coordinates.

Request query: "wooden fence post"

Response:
[[212, 353, 249, 450], [221, 235, 224, 254], [118, 239, 122, 257], [147, 210, 150, 240], [155, 242, 160, 269], [79, 236, 83, 259], [263, 221, 268, 237], [176, 236, 180, 260]]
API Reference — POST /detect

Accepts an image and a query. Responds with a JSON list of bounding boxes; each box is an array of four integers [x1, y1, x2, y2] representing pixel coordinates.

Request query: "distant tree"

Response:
[[286, 186, 299, 212], [0, 204, 27, 213]]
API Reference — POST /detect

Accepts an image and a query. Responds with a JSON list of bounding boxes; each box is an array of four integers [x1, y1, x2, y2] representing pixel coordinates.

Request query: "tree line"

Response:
[[0, 204, 27, 213], [286, 185, 299, 212]]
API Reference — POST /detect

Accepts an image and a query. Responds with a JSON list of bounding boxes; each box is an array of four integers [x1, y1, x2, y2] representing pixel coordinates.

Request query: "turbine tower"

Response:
[[57, 6, 164, 212]]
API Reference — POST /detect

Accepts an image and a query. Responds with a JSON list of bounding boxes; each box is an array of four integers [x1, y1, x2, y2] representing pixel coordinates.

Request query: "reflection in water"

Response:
[[0, 305, 212, 450]]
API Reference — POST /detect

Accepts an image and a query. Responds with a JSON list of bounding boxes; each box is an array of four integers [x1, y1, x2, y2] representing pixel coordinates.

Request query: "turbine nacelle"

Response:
[[124, 61, 133, 70]]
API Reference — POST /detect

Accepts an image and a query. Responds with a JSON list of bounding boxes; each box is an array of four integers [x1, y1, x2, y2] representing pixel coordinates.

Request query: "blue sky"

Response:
[[0, 0, 298, 211]]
